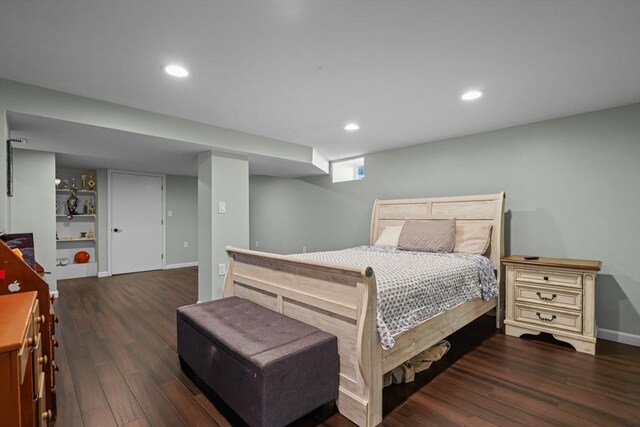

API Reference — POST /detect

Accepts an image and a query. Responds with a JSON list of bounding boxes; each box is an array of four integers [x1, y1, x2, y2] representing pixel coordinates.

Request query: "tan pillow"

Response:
[[455, 223, 492, 255], [398, 219, 456, 253], [374, 226, 403, 247]]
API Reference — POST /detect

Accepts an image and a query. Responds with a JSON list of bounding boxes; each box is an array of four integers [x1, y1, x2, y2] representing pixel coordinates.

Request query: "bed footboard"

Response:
[[224, 247, 382, 427]]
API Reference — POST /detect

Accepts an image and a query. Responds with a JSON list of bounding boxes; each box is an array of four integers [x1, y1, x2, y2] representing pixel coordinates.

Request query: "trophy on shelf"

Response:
[[66, 190, 79, 220], [83, 200, 89, 215], [87, 228, 95, 239], [88, 198, 96, 215], [81, 174, 87, 191], [88, 172, 96, 191], [62, 179, 69, 190], [71, 178, 78, 192]]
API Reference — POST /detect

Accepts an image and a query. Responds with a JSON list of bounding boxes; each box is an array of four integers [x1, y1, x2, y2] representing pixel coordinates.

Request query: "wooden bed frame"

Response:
[[224, 193, 505, 427]]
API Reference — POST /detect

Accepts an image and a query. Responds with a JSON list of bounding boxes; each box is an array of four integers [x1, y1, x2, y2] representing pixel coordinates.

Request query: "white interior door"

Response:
[[111, 172, 163, 275]]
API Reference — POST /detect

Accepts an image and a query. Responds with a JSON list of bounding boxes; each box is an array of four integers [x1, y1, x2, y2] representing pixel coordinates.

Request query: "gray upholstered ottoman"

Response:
[[177, 296, 339, 427]]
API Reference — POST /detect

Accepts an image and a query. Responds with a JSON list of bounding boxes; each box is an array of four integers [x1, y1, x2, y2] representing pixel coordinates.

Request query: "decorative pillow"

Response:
[[398, 219, 456, 253], [454, 223, 492, 255], [374, 226, 403, 247]]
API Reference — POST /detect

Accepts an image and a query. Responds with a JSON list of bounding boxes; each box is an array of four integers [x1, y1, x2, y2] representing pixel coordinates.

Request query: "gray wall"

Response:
[[250, 103, 640, 337], [166, 175, 198, 266], [198, 152, 249, 302], [10, 149, 57, 290]]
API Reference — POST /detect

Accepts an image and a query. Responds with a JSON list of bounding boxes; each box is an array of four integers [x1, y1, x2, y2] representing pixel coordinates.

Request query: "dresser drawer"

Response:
[[515, 268, 582, 289], [36, 372, 50, 427], [17, 317, 34, 383], [514, 282, 582, 311], [514, 304, 582, 333]]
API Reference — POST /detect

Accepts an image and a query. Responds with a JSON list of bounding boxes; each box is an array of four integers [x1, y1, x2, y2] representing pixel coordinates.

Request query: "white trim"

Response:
[[107, 170, 112, 275], [598, 328, 640, 347], [98, 271, 111, 278], [165, 261, 198, 269], [107, 170, 166, 275], [50, 290, 59, 298]]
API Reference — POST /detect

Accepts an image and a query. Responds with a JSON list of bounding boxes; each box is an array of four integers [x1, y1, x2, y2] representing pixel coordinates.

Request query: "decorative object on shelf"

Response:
[[55, 201, 59, 214], [57, 257, 70, 266], [80, 232, 87, 239], [88, 172, 96, 191], [83, 199, 89, 215], [81, 174, 87, 191], [62, 179, 69, 189], [55, 173, 61, 189], [87, 228, 95, 239], [56, 231, 59, 240], [88, 197, 96, 215], [66, 190, 79, 219], [74, 251, 90, 264], [71, 178, 78, 192]]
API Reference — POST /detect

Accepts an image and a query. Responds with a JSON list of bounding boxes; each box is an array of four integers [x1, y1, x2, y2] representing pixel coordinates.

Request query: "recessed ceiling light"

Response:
[[344, 123, 360, 131], [461, 90, 483, 101], [164, 65, 189, 78]]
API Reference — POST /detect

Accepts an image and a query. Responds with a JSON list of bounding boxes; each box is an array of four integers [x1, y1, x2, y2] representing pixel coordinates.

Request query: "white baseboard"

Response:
[[598, 328, 640, 347], [50, 290, 59, 298], [165, 262, 198, 270], [98, 271, 111, 278]]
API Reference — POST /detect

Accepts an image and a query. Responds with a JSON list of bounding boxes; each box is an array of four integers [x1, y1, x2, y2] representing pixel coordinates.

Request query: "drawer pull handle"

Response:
[[536, 312, 556, 322], [42, 410, 52, 421], [536, 292, 557, 301], [543, 275, 549, 281]]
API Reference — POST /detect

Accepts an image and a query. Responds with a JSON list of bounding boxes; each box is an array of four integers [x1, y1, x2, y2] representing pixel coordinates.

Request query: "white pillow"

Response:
[[374, 226, 403, 247], [454, 223, 492, 255]]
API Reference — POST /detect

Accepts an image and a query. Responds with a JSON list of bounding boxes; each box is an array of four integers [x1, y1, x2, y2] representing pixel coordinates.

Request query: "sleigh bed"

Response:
[[224, 193, 505, 427]]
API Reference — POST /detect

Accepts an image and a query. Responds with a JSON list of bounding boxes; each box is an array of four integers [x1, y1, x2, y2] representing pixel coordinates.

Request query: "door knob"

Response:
[[113, 228, 124, 232]]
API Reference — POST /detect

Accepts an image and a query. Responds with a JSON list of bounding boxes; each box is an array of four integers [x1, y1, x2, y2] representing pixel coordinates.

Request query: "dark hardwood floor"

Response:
[[53, 268, 640, 427]]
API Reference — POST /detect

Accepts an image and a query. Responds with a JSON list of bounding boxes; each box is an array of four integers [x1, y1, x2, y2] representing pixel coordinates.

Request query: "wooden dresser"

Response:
[[0, 292, 51, 426], [0, 240, 57, 425], [503, 256, 602, 354]]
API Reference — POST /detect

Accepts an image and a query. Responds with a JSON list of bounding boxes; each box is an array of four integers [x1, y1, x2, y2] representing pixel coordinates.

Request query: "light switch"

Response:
[[218, 202, 226, 214], [167, 210, 173, 217], [218, 263, 226, 275]]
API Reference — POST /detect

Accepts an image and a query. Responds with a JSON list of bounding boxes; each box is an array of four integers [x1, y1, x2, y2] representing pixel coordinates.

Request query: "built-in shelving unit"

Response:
[[55, 169, 98, 280]]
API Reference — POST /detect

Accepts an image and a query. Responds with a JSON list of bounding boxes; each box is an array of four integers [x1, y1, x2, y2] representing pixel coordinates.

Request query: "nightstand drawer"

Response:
[[515, 268, 582, 289], [514, 282, 582, 311], [514, 304, 582, 333]]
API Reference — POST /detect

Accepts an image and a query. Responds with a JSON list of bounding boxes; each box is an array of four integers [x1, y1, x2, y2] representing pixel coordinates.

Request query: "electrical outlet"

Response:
[[302, 246, 307, 253], [183, 241, 188, 248], [255, 241, 259, 248], [218, 263, 226, 276], [167, 210, 173, 217]]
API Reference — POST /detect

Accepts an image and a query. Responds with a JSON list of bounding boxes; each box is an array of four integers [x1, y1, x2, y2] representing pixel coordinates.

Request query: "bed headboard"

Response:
[[370, 193, 505, 269]]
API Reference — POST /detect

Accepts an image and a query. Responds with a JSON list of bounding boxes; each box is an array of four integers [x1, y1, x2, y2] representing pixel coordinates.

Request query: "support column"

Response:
[[198, 151, 249, 302]]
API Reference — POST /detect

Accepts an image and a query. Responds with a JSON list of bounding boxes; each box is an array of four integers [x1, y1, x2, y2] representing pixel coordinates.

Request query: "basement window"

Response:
[[332, 157, 365, 183]]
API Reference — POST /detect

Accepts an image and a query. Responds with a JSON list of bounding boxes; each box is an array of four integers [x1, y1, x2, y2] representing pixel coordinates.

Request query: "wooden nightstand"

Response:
[[502, 256, 602, 355]]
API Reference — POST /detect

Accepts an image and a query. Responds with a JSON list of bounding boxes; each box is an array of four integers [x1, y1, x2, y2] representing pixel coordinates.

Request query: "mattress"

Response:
[[292, 246, 497, 350]]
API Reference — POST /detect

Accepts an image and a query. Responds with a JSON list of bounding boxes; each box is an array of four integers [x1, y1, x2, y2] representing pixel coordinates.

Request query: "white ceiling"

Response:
[[7, 112, 325, 177], [1, 0, 639, 162]]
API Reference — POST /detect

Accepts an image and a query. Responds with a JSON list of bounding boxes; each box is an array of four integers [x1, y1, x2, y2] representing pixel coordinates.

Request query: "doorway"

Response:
[[109, 171, 165, 275]]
